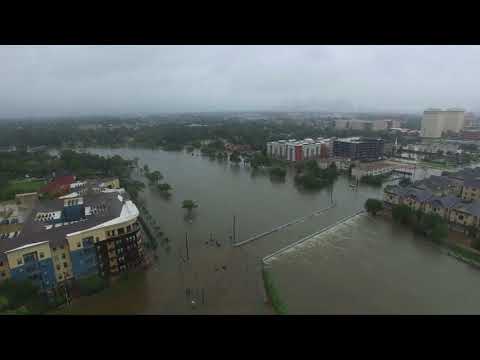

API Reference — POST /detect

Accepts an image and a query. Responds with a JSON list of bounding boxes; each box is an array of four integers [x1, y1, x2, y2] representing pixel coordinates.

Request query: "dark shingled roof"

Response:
[[384, 185, 434, 202], [428, 195, 462, 209], [0, 192, 125, 262], [448, 167, 480, 181], [414, 175, 457, 193], [453, 200, 480, 217], [463, 177, 480, 189]]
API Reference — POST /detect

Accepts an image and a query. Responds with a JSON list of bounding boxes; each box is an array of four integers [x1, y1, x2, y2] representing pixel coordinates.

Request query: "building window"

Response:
[[0, 261, 3, 267], [459, 215, 464, 220], [77, 242, 81, 248], [52, 247, 57, 251], [106, 231, 111, 237], [118, 228, 125, 235], [39, 252, 44, 259], [1, 272, 5, 277], [95, 237, 99, 242], [63, 262, 68, 268], [62, 253, 66, 259], [56, 265, 61, 271], [126, 225, 131, 233], [17, 259, 22, 265]]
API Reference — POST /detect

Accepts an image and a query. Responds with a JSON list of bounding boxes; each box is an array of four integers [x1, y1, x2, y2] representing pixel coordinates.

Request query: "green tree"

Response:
[[364, 198, 384, 216], [147, 170, 163, 184], [360, 175, 384, 186], [157, 183, 172, 192], [430, 222, 448, 243], [0, 295, 9, 311], [229, 151, 241, 164], [269, 167, 287, 178], [392, 204, 413, 225], [182, 200, 198, 213]]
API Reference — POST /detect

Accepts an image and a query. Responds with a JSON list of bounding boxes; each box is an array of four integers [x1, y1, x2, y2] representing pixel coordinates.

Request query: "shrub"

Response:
[[269, 167, 286, 178], [364, 198, 384, 215], [392, 204, 414, 225]]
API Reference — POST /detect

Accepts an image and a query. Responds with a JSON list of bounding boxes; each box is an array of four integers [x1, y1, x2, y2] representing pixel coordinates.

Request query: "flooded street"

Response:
[[56, 147, 480, 314]]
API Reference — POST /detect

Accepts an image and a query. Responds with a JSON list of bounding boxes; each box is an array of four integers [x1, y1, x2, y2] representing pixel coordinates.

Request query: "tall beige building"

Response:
[[421, 108, 465, 138], [443, 108, 465, 133], [421, 109, 444, 138]]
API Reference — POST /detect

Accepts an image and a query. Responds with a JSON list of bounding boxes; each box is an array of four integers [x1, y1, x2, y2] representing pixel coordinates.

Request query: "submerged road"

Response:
[[233, 202, 336, 247]]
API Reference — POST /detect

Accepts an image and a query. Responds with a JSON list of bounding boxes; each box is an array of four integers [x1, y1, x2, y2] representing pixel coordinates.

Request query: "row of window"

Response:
[[66, 199, 81, 206], [105, 224, 133, 239], [56, 262, 69, 271], [54, 253, 67, 261]]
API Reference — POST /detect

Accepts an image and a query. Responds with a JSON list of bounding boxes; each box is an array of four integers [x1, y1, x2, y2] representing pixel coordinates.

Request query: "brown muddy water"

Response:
[[54, 147, 480, 314]]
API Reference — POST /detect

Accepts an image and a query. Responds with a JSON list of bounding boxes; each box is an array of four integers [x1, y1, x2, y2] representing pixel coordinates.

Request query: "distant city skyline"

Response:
[[0, 45, 479, 118]]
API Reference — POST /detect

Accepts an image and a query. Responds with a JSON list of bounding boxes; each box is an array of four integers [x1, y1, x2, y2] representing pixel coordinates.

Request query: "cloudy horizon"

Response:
[[0, 45, 478, 118]]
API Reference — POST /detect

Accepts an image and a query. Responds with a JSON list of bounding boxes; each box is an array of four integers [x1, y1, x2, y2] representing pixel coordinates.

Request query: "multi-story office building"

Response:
[[332, 137, 384, 161], [0, 189, 144, 292], [267, 138, 332, 162], [421, 108, 465, 138]]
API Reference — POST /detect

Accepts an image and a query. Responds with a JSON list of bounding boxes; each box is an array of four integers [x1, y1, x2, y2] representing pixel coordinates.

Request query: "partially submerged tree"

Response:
[[182, 200, 198, 213], [364, 198, 384, 216]]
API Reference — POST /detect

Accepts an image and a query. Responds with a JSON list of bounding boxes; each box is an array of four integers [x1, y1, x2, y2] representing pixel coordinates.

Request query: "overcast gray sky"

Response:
[[0, 45, 478, 118]]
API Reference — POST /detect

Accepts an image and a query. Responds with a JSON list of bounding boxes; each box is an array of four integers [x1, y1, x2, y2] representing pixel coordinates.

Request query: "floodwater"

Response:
[[265, 213, 480, 314], [55, 147, 480, 314]]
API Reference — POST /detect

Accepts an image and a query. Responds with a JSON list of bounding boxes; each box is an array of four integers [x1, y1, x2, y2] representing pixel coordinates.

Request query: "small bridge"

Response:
[[262, 210, 365, 264], [233, 202, 336, 247]]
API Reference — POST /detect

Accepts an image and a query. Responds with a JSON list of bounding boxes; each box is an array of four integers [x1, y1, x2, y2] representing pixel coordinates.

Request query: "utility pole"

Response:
[[232, 215, 236, 245], [185, 232, 189, 262]]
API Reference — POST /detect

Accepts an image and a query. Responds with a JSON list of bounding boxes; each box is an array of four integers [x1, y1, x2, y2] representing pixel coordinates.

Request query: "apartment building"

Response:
[[449, 201, 480, 228], [267, 138, 332, 162], [461, 178, 480, 201], [0, 190, 144, 292], [424, 196, 462, 220], [384, 183, 480, 229], [383, 185, 433, 211], [413, 175, 461, 197]]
